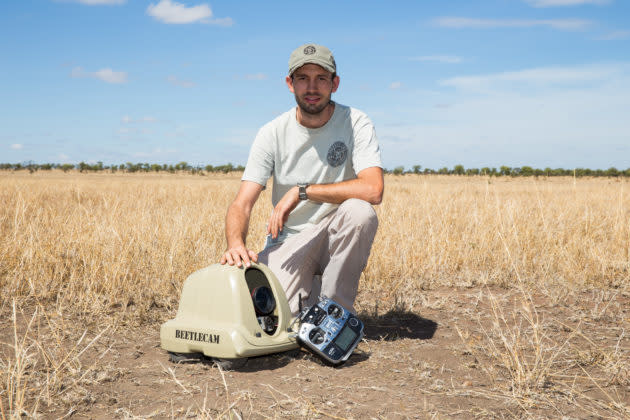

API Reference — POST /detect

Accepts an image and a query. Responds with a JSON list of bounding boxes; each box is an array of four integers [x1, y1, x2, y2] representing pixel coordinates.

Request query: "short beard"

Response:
[[294, 93, 331, 116]]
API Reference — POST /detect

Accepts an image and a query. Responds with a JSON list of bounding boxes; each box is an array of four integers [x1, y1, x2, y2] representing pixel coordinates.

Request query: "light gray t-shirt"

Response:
[[242, 102, 382, 240]]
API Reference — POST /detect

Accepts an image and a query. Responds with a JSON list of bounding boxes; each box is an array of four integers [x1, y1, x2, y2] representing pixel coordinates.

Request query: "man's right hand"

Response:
[[220, 244, 258, 268]]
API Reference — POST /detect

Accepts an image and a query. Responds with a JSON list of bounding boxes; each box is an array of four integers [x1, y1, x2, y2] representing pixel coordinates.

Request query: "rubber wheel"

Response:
[[279, 347, 302, 358], [168, 352, 204, 363], [214, 358, 248, 370]]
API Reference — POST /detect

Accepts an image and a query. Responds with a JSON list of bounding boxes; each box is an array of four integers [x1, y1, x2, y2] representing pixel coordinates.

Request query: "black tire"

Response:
[[278, 347, 302, 358], [214, 358, 248, 370], [168, 352, 204, 363]]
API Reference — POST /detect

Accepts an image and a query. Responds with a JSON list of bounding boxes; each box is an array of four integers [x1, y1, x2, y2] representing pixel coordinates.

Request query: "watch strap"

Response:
[[298, 183, 309, 200]]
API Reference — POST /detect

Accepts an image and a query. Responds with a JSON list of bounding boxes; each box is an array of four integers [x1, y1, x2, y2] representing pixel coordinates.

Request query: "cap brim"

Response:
[[289, 58, 336, 75]]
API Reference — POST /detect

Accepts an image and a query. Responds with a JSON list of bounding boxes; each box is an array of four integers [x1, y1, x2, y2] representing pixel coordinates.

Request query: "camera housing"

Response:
[[160, 263, 298, 363]]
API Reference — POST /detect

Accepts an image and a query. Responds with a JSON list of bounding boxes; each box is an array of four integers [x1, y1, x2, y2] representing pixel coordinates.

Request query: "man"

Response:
[[220, 43, 383, 315]]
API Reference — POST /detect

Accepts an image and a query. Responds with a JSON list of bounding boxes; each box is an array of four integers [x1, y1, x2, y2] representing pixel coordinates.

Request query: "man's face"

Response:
[[286, 64, 340, 115]]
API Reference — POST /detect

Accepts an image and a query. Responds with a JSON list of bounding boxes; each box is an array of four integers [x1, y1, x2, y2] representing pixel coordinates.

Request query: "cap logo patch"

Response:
[[303, 45, 316, 55]]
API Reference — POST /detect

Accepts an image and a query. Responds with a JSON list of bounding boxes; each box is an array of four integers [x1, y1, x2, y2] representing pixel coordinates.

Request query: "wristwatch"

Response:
[[298, 183, 309, 200]]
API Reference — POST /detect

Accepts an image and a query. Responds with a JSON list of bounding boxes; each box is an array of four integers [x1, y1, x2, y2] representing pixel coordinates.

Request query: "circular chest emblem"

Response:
[[326, 141, 348, 167], [303, 45, 316, 55]]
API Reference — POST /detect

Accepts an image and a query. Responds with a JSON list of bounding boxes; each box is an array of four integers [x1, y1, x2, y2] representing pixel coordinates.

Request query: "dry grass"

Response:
[[366, 175, 629, 296], [1, 171, 629, 418]]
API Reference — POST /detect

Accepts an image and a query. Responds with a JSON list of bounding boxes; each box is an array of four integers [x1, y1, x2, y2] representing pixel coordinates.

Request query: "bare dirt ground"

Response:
[[3, 285, 628, 419]]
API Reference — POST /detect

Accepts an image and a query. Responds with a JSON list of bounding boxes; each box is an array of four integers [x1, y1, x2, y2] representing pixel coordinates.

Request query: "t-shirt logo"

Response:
[[327, 141, 348, 167], [304, 45, 316, 55]]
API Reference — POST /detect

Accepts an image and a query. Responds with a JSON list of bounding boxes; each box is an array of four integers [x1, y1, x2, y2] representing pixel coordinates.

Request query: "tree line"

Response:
[[1, 162, 629, 178], [0, 161, 244, 174], [386, 164, 630, 178]]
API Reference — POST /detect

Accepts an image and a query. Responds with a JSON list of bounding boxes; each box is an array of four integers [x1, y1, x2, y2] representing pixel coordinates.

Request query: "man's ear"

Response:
[[331, 75, 340, 93], [286, 76, 295, 93]]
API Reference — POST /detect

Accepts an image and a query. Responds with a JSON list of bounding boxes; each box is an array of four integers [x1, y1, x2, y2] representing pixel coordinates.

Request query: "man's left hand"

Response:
[[267, 186, 299, 239]]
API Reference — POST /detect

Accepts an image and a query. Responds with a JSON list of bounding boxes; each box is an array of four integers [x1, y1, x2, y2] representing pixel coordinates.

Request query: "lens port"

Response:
[[251, 286, 276, 315]]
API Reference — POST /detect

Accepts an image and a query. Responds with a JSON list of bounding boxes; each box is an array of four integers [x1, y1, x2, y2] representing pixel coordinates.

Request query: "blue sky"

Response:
[[1, 0, 629, 169]]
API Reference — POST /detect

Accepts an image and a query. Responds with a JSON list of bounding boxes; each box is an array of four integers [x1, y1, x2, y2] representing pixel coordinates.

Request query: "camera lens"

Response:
[[251, 286, 276, 315]]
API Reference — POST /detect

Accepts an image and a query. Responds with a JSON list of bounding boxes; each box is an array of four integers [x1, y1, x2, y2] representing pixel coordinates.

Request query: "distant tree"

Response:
[[499, 166, 512, 176], [412, 165, 422, 174], [392, 166, 404, 175], [61, 163, 74, 172], [574, 168, 591, 177], [520, 166, 534, 176], [605, 167, 619, 177], [551, 168, 567, 176], [215, 163, 234, 173], [453, 164, 465, 175], [466, 168, 480, 175], [175, 161, 190, 171]]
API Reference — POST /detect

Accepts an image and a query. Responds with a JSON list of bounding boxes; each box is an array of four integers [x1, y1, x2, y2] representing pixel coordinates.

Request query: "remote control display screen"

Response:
[[335, 324, 358, 352]]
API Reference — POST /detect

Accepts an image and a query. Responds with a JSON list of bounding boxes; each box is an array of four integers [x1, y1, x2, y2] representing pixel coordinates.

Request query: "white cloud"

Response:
[[94, 68, 127, 84], [146, 0, 233, 25], [440, 64, 623, 91], [410, 55, 463, 64], [167, 75, 195, 88], [433, 17, 591, 31], [70, 67, 85, 78], [121, 115, 158, 124], [525, 0, 609, 7], [71, 67, 128, 84], [390, 81, 403, 90], [207, 17, 234, 27], [595, 30, 630, 40], [244, 73, 268, 81], [10, 144, 23, 150]]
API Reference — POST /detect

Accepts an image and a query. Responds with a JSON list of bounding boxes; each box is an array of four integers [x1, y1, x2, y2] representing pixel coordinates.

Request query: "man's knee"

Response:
[[338, 198, 378, 230]]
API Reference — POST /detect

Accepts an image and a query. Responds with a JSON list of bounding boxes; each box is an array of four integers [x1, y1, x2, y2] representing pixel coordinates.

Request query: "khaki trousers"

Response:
[[258, 199, 378, 315]]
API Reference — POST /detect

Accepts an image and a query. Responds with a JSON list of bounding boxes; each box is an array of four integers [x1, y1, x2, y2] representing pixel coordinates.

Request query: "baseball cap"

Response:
[[288, 43, 336, 76]]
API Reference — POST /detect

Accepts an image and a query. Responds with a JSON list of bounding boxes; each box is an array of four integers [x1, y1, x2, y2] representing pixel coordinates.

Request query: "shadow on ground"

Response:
[[359, 309, 438, 341]]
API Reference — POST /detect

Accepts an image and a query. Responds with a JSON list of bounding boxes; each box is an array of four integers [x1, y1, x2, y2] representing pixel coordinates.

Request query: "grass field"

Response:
[[1, 171, 629, 418]]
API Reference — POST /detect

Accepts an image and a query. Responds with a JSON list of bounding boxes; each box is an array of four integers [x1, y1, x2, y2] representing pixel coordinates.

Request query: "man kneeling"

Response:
[[220, 43, 383, 315]]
